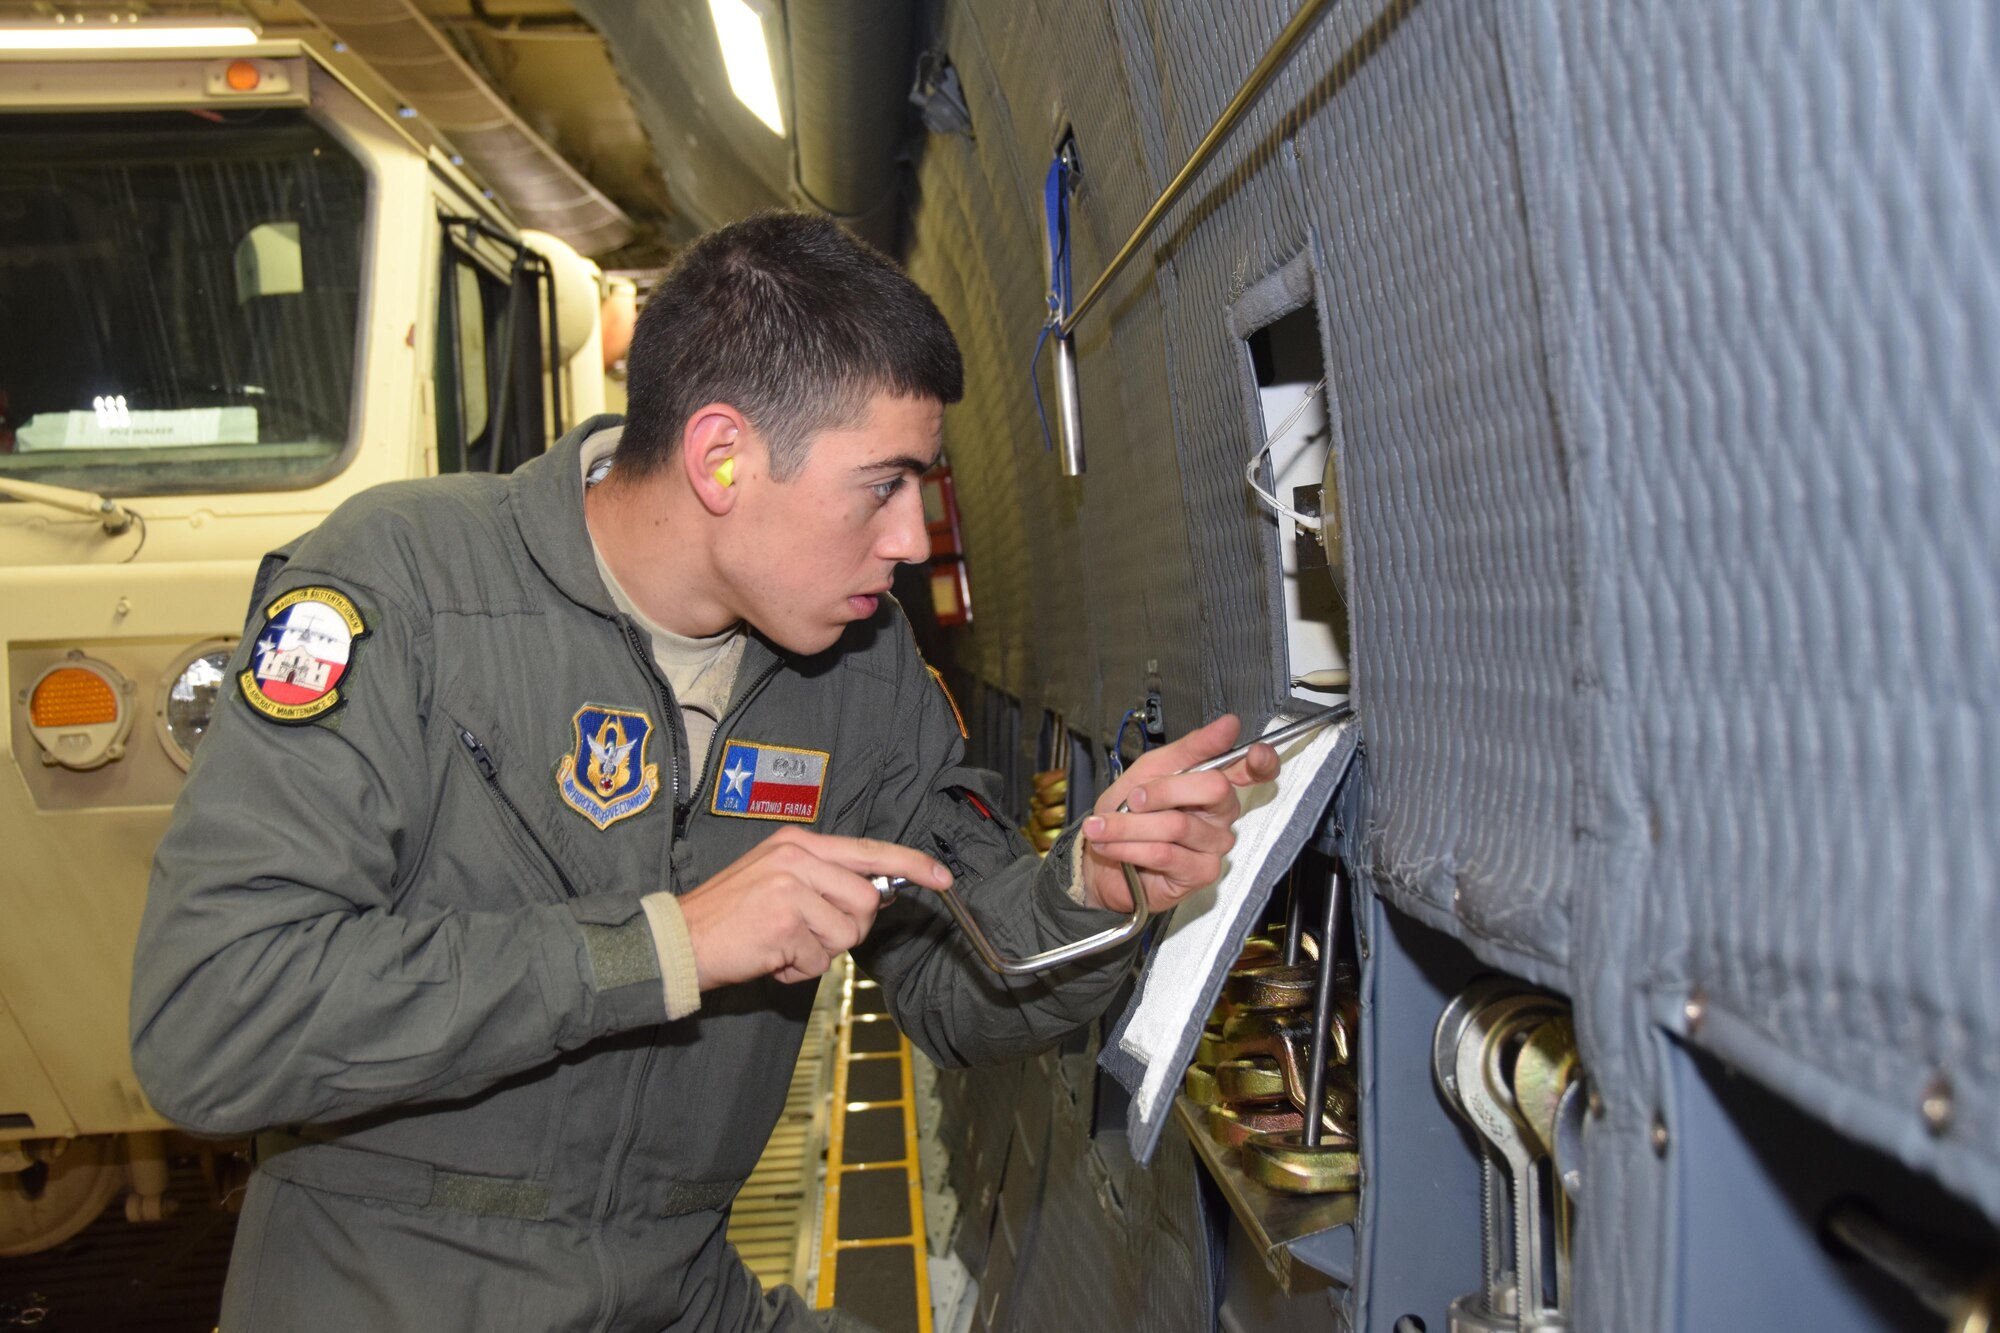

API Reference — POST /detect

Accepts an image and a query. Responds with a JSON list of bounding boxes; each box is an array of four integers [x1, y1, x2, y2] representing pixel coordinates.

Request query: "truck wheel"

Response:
[[0, 1136, 123, 1257]]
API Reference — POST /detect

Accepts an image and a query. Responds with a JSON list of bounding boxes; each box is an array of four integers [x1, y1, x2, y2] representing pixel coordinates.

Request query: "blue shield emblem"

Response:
[[556, 704, 661, 830]]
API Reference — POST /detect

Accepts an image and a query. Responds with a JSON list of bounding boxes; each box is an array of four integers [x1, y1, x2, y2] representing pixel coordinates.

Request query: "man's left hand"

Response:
[[1077, 713, 1279, 913]]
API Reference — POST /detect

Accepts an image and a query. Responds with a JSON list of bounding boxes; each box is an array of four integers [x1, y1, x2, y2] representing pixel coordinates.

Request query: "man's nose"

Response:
[[880, 487, 931, 564]]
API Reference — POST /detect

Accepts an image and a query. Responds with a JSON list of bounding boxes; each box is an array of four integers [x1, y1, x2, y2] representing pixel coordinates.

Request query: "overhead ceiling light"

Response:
[[707, 0, 784, 137], [0, 16, 261, 51]]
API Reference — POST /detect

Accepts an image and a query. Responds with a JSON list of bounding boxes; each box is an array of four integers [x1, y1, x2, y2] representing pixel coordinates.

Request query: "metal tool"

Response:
[[1223, 962, 1318, 1012], [1301, 863, 1345, 1147], [1512, 1016, 1580, 1312], [1282, 866, 1306, 966], [1196, 1022, 1228, 1068], [1241, 861, 1359, 1194], [1209, 1096, 1358, 1150], [1552, 1078, 1588, 1206], [1456, 992, 1569, 1332], [1209, 1101, 1311, 1148], [1243, 1130, 1361, 1194], [1214, 1057, 1290, 1105], [936, 704, 1353, 975], [1221, 1012, 1356, 1104], [1433, 979, 1523, 1321]]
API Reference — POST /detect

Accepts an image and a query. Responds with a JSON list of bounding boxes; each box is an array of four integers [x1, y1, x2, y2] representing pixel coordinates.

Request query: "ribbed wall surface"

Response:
[[1560, 0, 2000, 1219], [910, 0, 2000, 1325]]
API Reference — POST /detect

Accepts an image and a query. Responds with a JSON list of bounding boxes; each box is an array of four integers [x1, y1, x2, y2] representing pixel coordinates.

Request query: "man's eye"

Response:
[[870, 477, 905, 503]]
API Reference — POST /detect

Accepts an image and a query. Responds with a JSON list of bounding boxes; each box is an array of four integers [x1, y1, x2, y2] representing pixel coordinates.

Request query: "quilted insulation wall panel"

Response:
[[909, 0, 2000, 1321], [1543, 0, 2000, 1215]]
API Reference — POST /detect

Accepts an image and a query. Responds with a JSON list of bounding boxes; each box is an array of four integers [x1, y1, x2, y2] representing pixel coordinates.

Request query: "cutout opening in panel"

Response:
[[1246, 306, 1349, 704]]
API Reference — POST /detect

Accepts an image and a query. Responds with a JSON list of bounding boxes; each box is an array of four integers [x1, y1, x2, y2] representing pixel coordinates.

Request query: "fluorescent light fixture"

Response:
[[707, 0, 784, 136], [0, 17, 261, 50]]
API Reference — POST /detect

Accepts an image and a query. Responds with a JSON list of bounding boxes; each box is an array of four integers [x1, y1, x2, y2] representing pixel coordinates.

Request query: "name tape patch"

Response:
[[240, 586, 368, 724], [711, 741, 830, 823], [557, 705, 661, 830]]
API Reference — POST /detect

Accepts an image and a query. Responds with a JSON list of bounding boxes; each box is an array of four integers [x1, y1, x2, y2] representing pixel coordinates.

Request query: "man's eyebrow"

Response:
[[854, 453, 938, 475]]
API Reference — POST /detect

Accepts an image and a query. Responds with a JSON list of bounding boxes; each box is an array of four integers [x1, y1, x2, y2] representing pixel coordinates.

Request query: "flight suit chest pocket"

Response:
[[425, 697, 666, 911]]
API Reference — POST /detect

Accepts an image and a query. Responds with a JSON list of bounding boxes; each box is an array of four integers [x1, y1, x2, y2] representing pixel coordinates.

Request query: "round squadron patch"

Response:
[[239, 586, 369, 724]]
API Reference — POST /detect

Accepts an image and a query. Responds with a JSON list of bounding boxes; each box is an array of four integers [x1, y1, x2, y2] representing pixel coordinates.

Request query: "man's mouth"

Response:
[[847, 588, 888, 616]]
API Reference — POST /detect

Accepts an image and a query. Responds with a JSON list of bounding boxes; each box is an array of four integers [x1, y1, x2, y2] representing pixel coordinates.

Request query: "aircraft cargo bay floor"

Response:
[[0, 963, 936, 1332]]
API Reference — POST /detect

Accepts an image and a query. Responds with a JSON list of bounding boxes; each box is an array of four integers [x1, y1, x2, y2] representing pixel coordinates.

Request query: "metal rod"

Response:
[[1825, 1201, 1970, 1318], [1302, 860, 1343, 1147], [936, 703, 1353, 975], [1053, 331, 1085, 476], [1057, 0, 1336, 336], [1282, 867, 1304, 967]]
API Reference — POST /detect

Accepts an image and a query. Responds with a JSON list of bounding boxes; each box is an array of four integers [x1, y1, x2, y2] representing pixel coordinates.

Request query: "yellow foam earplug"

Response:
[[713, 458, 735, 488]]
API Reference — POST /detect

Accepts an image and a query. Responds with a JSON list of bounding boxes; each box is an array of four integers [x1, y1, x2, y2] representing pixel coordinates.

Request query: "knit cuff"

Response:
[[640, 892, 704, 1020]]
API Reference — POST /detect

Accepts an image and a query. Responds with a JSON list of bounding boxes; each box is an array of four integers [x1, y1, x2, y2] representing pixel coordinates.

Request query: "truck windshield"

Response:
[[0, 108, 367, 496]]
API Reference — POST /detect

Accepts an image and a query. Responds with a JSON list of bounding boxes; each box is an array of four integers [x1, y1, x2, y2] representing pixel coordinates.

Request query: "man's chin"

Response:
[[762, 622, 847, 657]]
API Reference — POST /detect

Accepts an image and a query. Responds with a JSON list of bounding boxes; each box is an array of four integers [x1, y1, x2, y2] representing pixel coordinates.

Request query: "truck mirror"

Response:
[[234, 221, 304, 302]]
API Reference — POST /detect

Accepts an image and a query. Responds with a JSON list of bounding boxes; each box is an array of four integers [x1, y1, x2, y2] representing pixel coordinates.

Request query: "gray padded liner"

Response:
[[1531, 0, 2000, 1221], [907, 0, 2000, 1324]]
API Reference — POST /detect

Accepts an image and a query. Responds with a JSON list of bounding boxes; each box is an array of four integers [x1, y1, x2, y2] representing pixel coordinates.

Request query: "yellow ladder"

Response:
[[813, 969, 933, 1333]]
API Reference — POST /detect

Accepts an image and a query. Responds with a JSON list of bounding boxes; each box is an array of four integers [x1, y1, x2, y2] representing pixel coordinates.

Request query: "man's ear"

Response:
[[683, 404, 750, 516]]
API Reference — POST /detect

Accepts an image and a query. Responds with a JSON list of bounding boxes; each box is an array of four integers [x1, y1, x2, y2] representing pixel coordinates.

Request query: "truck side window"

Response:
[[434, 247, 503, 475]]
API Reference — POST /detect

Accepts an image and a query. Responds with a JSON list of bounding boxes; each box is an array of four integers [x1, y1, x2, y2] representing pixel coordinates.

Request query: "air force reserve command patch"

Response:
[[239, 586, 369, 724], [711, 741, 830, 823], [557, 705, 662, 830]]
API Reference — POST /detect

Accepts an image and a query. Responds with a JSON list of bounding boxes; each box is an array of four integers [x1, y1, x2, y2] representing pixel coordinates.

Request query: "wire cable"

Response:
[[1110, 707, 1142, 778], [1244, 376, 1329, 529], [1029, 317, 1056, 452]]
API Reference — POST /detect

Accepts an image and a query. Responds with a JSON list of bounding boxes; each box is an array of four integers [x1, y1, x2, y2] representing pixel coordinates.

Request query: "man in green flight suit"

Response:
[[131, 211, 1277, 1331]]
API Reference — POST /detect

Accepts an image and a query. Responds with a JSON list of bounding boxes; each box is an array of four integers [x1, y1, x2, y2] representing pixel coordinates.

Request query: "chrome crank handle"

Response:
[[936, 703, 1355, 976]]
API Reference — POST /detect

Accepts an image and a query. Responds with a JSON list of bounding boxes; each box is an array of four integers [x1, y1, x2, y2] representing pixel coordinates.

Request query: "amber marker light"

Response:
[[224, 58, 261, 92], [25, 658, 132, 771], [30, 666, 120, 729]]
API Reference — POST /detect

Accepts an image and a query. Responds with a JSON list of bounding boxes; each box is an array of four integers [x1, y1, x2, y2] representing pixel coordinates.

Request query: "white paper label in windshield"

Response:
[[18, 407, 260, 450]]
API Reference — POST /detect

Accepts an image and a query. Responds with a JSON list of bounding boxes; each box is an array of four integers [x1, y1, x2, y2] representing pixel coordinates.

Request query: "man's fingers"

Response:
[[792, 890, 869, 956], [1123, 770, 1238, 817], [1220, 740, 1280, 788], [1102, 713, 1243, 795], [1083, 808, 1236, 855], [1093, 839, 1222, 891], [777, 830, 952, 889], [781, 855, 888, 922], [1141, 712, 1244, 772]]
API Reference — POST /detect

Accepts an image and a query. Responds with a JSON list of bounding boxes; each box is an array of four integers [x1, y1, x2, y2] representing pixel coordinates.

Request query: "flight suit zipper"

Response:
[[457, 728, 580, 899], [678, 657, 784, 836], [597, 617, 681, 1232], [598, 648, 784, 1225], [932, 833, 972, 881]]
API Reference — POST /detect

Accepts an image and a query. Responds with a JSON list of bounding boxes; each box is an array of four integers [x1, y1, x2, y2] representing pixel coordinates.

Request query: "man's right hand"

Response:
[[677, 827, 952, 989]]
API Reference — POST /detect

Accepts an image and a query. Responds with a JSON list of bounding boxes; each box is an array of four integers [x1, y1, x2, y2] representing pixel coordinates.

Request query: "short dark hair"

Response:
[[618, 211, 964, 480]]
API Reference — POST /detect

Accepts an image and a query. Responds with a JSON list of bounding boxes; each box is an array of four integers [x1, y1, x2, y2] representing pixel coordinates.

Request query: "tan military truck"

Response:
[[0, 32, 604, 1253]]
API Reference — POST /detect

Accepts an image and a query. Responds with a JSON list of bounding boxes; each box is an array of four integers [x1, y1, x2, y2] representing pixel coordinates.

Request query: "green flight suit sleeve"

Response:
[[130, 570, 666, 1137], [852, 639, 1138, 1069]]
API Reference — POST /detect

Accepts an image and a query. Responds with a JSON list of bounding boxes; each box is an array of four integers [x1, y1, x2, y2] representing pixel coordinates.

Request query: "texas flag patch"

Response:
[[711, 741, 830, 823], [239, 586, 368, 724]]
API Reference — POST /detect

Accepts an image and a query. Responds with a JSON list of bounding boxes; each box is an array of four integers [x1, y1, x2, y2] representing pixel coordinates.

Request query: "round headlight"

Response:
[[156, 640, 235, 771], [26, 656, 134, 771]]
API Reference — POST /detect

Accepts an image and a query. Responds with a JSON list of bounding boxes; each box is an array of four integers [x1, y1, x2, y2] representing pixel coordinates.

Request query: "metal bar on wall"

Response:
[[1056, 0, 1337, 337]]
